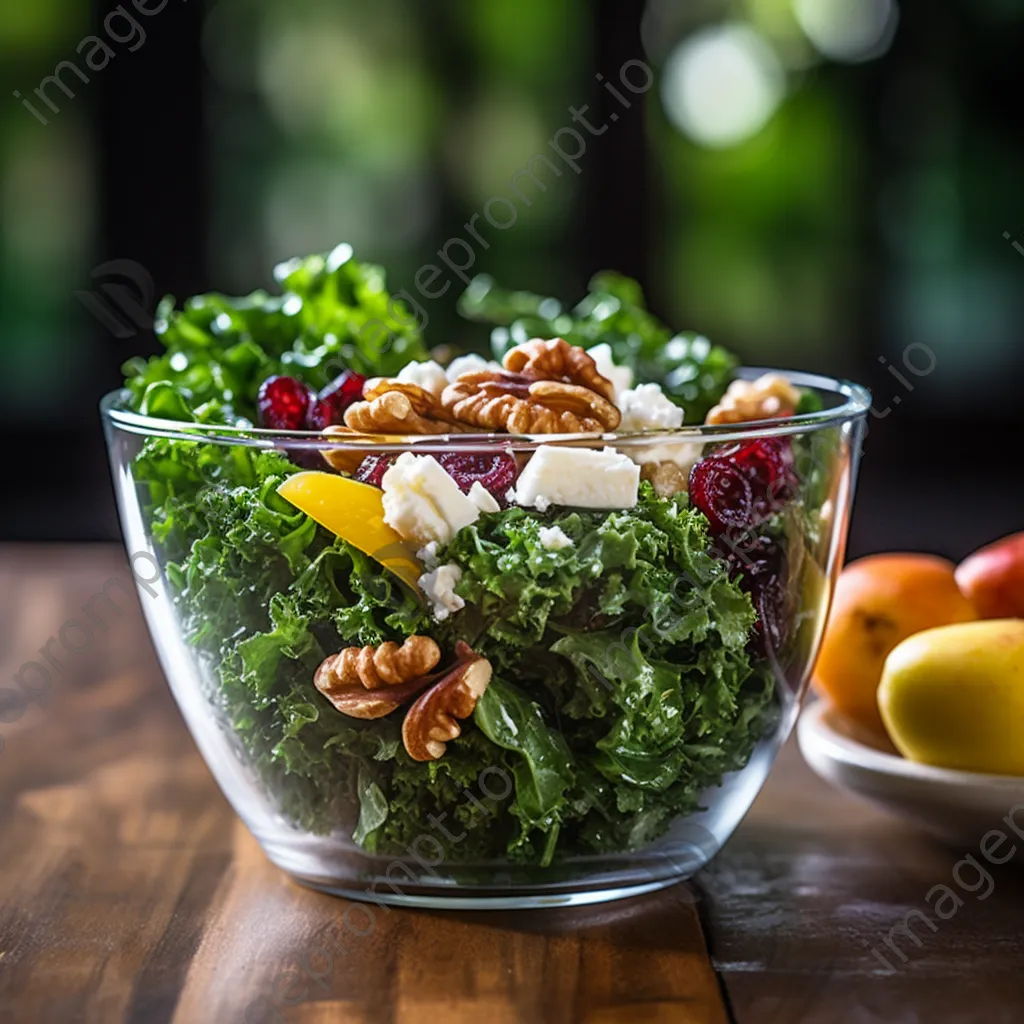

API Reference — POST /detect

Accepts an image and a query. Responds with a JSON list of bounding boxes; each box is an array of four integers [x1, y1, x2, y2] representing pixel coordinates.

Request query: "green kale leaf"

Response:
[[123, 243, 428, 424]]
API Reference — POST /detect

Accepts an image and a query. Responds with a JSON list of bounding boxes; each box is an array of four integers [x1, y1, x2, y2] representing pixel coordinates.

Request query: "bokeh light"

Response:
[[792, 0, 899, 63], [661, 23, 786, 149]]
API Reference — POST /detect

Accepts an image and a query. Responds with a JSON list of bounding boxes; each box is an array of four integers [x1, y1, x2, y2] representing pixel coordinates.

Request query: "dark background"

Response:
[[1, 0, 1022, 558]]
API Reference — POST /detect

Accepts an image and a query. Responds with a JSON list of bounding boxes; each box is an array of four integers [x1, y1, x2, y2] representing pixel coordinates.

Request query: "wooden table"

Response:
[[2, 546, 1022, 1024]]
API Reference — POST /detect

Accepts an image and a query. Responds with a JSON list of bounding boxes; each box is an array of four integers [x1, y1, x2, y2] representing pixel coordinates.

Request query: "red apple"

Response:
[[956, 532, 1024, 619]]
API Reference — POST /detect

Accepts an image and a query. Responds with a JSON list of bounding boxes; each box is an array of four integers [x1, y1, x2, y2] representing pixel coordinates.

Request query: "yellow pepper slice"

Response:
[[277, 471, 422, 591]]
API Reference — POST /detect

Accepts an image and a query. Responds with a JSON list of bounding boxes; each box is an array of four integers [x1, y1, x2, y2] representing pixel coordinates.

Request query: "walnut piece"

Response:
[[503, 338, 615, 401], [314, 636, 441, 719], [343, 379, 464, 435], [313, 674, 436, 719], [441, 371, 621, 434], [705, 373, 801, 426], [319, 425, 368, 473], [402, 641, 493, 761], [323, 636, 441, 689], [640, 461, 689, 497]]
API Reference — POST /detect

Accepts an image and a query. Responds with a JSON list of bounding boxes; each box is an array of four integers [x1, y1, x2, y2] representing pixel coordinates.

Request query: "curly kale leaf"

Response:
[[407, 485, 774, 857], [123, 243, 428, 424]]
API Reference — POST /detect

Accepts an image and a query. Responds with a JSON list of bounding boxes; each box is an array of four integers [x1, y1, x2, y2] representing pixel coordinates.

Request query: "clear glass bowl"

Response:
[[101, 368, 869, 908]]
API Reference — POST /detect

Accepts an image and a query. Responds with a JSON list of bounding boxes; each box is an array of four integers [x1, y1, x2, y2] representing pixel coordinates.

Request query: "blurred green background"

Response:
[[1, 0, 1022, 551]]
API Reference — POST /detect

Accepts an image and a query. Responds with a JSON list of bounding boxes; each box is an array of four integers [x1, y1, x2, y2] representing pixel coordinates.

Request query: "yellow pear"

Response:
[[878, 619, 1024, 775]]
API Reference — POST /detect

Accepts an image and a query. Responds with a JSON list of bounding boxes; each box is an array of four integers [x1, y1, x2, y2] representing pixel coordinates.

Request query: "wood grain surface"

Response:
[[1, 546, 1022, 1024]]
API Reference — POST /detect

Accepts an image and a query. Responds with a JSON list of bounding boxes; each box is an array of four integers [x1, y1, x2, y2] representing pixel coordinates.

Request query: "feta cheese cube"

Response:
[[418, 563, 465, 621], [617, 383, 684, 432], [512, 445, 639, 510], [397, 359, 449, 397], [381, 453, 482, 547], [587, 343, 634, 398], [538, 525, 574, 550]]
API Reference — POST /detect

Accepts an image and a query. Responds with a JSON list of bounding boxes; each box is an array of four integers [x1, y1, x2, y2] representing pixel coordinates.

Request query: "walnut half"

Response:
[[705, 373, 801, 426], [343, 379, 464, 435], [318, 636, 441, 690], [503, 337, 615, 401], [314, 637, 492, 760], [314, 636, 441, 719], [402, 641, 493, 761], [441, 371, 621, 434]]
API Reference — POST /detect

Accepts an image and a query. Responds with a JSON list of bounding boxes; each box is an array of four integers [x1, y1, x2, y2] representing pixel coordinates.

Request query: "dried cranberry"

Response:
[[729, 439, 780, 486], [257, 375, 313, 431], [354, 453, 399, 488], [436, 451, 519, 503], [689, 458, 754, 534], [692, 438, 798, 541], [307, 370, 367, 430], [729, 438, 797, 512], [692, 435, 801, 653]]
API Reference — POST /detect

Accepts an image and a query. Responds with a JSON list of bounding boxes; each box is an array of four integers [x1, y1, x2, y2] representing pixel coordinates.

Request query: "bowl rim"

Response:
[[798, 700, 1024, 791], [100, 366, 872, 451]]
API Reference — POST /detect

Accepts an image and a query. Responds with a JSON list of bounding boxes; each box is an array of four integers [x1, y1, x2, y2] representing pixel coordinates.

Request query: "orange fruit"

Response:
[[813, 553, 978, 736]]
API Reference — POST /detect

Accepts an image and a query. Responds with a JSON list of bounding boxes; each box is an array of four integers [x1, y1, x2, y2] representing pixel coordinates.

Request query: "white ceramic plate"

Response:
[[797, 700, 1024, 846]]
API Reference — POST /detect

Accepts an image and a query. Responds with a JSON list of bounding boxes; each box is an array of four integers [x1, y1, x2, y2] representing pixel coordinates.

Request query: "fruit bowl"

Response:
[[798, 701, 1024, 847], [102, 366, 868, 908]]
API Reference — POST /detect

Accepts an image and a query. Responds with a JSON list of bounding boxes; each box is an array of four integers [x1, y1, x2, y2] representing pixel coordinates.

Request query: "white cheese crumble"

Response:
[[538, 525, 574, 551], [617, 383, 685, 432], [418, 563, 465, 621], [396, 359, 448, 397], [417, 541, 441, 569], [512, 446, 639, 510], [381, 453, 482, 547], [445, 353, 501, 381], [587, 343, 633, 398]]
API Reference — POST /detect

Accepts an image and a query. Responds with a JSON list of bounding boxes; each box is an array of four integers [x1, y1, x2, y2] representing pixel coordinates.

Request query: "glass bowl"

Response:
[[101, 368, 869, 909]]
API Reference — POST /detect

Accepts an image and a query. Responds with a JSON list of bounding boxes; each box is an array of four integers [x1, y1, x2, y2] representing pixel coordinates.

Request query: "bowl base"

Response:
[[257, 827, 710, 911], [285, 872, 685, 909]]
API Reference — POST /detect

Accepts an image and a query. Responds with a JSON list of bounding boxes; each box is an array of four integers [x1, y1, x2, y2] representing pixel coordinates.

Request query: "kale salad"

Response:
[[119, 244, 825, 868]]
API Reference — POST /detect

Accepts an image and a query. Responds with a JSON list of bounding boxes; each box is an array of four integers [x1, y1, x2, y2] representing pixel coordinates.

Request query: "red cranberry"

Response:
[[354, 453, 399, 487], [437, 451, 518, 504], [307, 370, 366, 430], [693, 438, 798, 539], [695, 446, 794, 652], [257, 375, 314, 431], [730, 438, 797, 511], [353, 450, 519, 500], [689, 459, 754, 534]]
